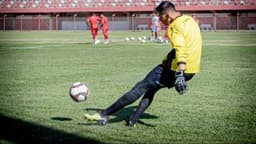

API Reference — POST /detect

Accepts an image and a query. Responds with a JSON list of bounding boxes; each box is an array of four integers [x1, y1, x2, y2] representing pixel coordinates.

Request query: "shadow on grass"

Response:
[[0, 114, 105, 144], [51, 117, 73, 121], [85, 106, 159, 127]]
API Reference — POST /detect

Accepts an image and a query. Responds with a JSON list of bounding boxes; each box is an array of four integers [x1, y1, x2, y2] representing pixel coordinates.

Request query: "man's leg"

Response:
[[92, 28, 100, 44], [125, 68, 195, 126], [84, 80, 156, 124], [91, 29, 95, 42], [101, 78, 157, 116], [95, 28, 98, 38], [84, 65, 164, 124], [155, 32, 158, 40], [127, 87, 161, 126], [103, 28, 109, 43], [151, 29, 154, 40], [154, 26, 158, 39]]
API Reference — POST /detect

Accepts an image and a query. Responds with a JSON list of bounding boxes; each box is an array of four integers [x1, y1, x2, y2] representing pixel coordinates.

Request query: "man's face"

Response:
[[158, 12, 172, 26]]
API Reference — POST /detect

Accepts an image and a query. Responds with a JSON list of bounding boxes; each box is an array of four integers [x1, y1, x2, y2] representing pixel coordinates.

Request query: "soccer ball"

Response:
[[69, 82, 89, 102], [130, 37, 135, 41], [125, 37, 130, 42], [140, 39, 146, 43]]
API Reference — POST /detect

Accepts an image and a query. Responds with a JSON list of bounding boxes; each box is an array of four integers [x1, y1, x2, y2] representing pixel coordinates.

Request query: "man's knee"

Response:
[[119, 91, 140, 105], [118, 82, 148, 105]]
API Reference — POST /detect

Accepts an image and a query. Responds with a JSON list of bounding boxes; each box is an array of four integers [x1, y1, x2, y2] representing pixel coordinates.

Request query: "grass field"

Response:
[[0, 31, 256, 144]]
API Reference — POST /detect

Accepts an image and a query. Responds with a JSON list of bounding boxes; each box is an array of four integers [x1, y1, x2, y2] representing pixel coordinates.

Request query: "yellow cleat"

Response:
[[84, 113, 108, 125], [84, 113, 101, 121]]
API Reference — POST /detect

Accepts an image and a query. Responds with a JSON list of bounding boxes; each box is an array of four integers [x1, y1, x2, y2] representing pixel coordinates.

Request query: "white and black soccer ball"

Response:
[[69, 82, 89, 102]]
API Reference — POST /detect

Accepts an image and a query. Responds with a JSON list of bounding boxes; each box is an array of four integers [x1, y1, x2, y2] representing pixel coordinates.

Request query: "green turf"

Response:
[[0, 31, 256, 144]]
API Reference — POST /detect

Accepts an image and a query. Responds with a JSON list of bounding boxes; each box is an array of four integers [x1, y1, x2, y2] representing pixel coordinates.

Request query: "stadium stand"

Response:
[[0, 0, 255, 12], [0, 0, 255, 31]]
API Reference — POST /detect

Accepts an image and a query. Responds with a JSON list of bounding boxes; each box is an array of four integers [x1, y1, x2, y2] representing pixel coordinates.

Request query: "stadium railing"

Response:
[[0, 14, 256, 31]]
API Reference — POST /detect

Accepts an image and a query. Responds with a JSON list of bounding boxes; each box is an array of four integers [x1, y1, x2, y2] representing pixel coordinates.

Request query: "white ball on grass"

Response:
[[125, 37, 130, 42], [140, 39, 146, 43]]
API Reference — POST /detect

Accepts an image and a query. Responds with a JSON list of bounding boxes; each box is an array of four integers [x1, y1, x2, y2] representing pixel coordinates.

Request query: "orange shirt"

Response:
[[88, 16, 99, 29], [101, 16, 109, 29]]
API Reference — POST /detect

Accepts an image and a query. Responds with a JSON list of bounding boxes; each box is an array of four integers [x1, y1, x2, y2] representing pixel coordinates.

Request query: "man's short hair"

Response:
[[155, 1, 176, 15]]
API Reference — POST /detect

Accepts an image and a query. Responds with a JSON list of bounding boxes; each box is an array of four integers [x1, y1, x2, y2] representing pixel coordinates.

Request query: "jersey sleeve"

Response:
[[171, 22, 188, 64]]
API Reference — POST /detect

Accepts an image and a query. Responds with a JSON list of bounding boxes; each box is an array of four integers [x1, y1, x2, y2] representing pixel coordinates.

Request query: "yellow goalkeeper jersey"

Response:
[[166, 15, 202, 73]]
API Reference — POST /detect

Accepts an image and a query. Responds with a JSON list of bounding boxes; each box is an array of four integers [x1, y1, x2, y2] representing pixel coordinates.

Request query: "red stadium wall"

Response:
[[0, 0, 256, 31], [216, 16, 232, 30], [133, 12, 256, 31], [240, 14, 256, 30], [1, 12, 256, 31], [15, 16, 50, 30]]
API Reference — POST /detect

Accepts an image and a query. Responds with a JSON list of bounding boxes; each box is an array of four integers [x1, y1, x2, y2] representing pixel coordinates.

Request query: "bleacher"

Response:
[[0, 0, 255, 13]]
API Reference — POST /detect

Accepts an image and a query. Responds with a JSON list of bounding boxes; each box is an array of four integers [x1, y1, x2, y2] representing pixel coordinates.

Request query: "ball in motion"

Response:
[[69, 82, 89, 102]]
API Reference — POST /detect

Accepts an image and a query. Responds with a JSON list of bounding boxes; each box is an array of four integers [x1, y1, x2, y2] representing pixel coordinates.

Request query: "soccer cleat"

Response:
[[94, 39, 100, 45], [104, 39, 109, 44], [98, 118, 108, 125], [126, 120, 136, 127], [84, 113, 108, 125]]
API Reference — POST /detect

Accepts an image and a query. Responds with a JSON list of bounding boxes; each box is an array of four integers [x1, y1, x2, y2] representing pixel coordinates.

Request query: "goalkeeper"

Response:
[[84, 1, 202, 127]]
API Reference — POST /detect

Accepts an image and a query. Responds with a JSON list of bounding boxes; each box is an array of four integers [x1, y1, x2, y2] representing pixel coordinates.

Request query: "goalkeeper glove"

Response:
[[174, 70, 187, 95]]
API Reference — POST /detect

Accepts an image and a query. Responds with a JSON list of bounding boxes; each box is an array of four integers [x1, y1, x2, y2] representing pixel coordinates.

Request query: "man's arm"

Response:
[[86, 18, 90, 28], [177, 62, 186, 71], [172, 26, 188, 94]]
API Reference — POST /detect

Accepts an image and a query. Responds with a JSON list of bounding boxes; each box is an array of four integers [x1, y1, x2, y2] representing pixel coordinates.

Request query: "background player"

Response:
[[100, 13, 110, 44], [87, 13, 100, 44], [151, 12, 160, 40]]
